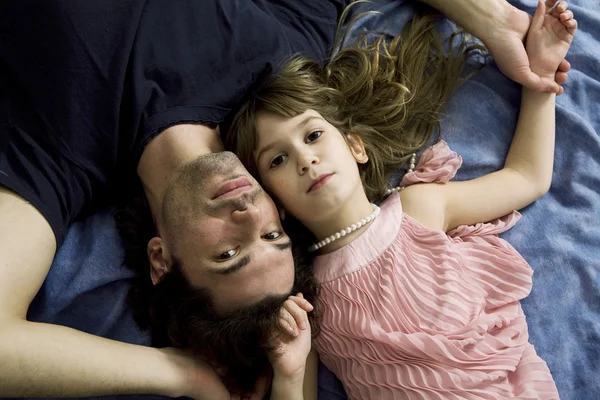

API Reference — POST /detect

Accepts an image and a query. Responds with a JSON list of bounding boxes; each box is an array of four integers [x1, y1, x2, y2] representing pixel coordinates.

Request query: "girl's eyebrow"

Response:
[[255, 140, 281, 164], [256, 115, 324, 162]]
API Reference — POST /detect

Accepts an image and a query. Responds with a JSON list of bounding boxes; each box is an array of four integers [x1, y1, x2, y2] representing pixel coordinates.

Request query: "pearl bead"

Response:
[[335, 232, 341, 239]]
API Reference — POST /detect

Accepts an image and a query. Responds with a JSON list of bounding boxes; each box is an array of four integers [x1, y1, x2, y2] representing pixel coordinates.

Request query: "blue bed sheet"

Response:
[[18, 0, 599, 399]]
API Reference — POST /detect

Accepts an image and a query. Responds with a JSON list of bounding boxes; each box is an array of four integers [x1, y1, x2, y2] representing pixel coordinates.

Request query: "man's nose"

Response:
[[231, 202, 261, 224], [297, 151, 319, 175]]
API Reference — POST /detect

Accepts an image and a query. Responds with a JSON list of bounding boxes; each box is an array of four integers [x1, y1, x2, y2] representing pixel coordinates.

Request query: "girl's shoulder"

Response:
[[397, 140, 463, 232], [399, 184, 447, 232]]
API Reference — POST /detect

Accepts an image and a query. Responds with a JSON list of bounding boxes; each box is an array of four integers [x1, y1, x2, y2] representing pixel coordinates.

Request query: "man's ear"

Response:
[[347, 133, 369, 164], [147, 237, 171, 285]]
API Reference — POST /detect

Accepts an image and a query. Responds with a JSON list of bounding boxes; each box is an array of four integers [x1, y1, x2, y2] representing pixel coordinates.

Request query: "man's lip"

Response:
[[308, 173, 334, 193], [213, 177, 252, 200]]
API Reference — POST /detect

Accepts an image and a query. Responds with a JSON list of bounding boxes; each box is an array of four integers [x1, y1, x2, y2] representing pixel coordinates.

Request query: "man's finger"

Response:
[[556, 71, 568, 85], [558, 59, 571, 72], [540, 76, 562, 93], [519, 67, 561, 93]]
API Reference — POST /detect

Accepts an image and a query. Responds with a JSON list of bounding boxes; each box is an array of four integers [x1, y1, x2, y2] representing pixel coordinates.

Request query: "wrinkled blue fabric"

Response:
[[17, 0, 599, 399]]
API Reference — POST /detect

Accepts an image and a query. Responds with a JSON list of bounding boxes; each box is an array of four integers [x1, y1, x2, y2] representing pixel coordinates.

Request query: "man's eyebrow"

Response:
[[274, 240, 292, 251], [255, 115, 324, 163], [213, 241, 290, 275], [213, 254, 252, 275]]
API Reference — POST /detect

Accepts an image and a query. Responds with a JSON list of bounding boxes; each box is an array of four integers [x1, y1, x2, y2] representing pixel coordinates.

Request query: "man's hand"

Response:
[[163, 348, 232, 400], [525, 0, 577, 82], [484, 0, 572, 94]]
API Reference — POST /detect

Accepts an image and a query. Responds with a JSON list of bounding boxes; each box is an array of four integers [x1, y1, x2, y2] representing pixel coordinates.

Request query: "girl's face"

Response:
[[253, 109, 368, 227]]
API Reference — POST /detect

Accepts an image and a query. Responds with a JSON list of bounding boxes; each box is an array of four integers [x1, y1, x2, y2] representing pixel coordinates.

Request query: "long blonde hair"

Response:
[[226, 6, 485, 201]]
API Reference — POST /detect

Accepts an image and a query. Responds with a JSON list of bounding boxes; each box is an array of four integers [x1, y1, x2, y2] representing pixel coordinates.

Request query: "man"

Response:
[[0, 0, 570, 398]]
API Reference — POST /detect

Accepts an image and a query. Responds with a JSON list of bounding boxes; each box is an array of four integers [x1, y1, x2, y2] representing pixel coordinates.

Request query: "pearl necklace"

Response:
[[308, 152, 416, 252], [386, 152, 416, 195], [308, 204, 380, 252]]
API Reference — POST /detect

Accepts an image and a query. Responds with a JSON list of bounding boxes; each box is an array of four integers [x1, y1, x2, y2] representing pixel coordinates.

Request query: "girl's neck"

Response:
[[305, 193, 375, 254]]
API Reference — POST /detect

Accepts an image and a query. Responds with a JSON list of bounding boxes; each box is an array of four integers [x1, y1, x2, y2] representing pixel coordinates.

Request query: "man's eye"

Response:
[[262, 231, 282, 240], [270, 155, 286, 168], [217, 248, 238, 260], [306, 130, 322, 143]]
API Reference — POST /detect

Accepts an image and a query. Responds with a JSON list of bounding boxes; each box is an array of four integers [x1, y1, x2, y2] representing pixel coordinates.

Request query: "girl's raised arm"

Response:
[[401, 1, 577, 233]]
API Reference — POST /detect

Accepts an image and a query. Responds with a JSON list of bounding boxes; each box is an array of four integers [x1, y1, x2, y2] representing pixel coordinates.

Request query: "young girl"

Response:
[[227, 1, 577, 399]]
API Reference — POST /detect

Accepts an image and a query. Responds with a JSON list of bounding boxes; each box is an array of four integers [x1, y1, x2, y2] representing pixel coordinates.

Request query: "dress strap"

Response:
[[400, 140, 462, 187]]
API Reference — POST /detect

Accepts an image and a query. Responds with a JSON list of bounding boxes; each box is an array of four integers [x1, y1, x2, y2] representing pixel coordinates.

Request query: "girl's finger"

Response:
[[566, 19, 578, 34], [284, 298, 309, 330], [290, 293, 314, 312], [279, 308, 299, 336], [550, 1, 568, 17], [545, 0, 560, 11], [560, 10, 574, 22]]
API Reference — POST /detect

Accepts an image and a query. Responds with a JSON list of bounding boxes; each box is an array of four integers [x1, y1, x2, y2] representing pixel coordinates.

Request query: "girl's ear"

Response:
[[347, 133, 369, 164]]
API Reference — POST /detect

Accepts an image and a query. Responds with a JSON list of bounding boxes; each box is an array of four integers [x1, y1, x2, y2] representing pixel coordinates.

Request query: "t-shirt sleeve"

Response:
[[0, 1, 145, 246]]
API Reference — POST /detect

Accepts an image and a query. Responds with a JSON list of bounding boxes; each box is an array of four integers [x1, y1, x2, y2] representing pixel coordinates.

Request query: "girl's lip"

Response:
[[213, 177, 252, 199], [308, 173, 334, 192]]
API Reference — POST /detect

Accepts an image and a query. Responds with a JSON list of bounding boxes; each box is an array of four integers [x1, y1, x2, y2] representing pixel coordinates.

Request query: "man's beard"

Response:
[[185, 151, 241, 181], [172, 151, 262, 216]]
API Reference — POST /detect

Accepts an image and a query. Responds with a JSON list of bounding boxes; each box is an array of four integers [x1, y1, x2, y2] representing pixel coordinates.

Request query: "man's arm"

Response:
[[0, 187, 228, 399], [418, 0, 512, 42], [418, 0, 570, 94]]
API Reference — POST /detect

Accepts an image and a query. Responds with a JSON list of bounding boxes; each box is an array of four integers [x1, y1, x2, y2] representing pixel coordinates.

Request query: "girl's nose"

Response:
[[297, 151, 319, 175]]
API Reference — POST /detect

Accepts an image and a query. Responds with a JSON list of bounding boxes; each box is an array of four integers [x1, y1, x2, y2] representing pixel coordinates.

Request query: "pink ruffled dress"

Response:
[[313, 141, 559, 399]]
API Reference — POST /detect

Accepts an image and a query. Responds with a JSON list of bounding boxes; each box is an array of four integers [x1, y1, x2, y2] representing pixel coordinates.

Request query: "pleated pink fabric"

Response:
[[312, 141, 559, 400]]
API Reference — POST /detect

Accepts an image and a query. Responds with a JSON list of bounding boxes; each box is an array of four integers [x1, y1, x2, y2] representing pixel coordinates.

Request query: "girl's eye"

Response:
[[270, 155, 287, 168], [217, 248, 238, 260], [306, 130, 322, 143], [262, 231, 283, 240]]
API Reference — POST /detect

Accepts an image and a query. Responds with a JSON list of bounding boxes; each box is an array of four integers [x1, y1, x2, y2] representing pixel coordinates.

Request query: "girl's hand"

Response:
[[526, 1, 577, 84], [269, 293, 314, 381]]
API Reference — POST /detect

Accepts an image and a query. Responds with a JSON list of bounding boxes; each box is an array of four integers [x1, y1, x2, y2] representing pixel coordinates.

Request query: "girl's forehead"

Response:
[[259, 110, 325, 132]]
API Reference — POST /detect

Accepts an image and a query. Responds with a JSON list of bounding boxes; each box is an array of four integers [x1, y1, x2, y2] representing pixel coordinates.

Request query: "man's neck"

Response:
[[137, 124, 224, 233]]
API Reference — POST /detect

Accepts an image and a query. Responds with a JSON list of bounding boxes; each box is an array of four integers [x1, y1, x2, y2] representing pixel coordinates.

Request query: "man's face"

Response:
[[161, 152, 295, 314]]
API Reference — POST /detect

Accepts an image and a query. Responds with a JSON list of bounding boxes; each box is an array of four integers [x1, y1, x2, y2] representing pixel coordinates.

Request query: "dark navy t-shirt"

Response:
[[0, 0, 347, 245]]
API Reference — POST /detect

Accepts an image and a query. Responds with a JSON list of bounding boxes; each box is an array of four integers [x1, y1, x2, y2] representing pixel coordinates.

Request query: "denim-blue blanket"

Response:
[[20, 1, 599, 399]]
